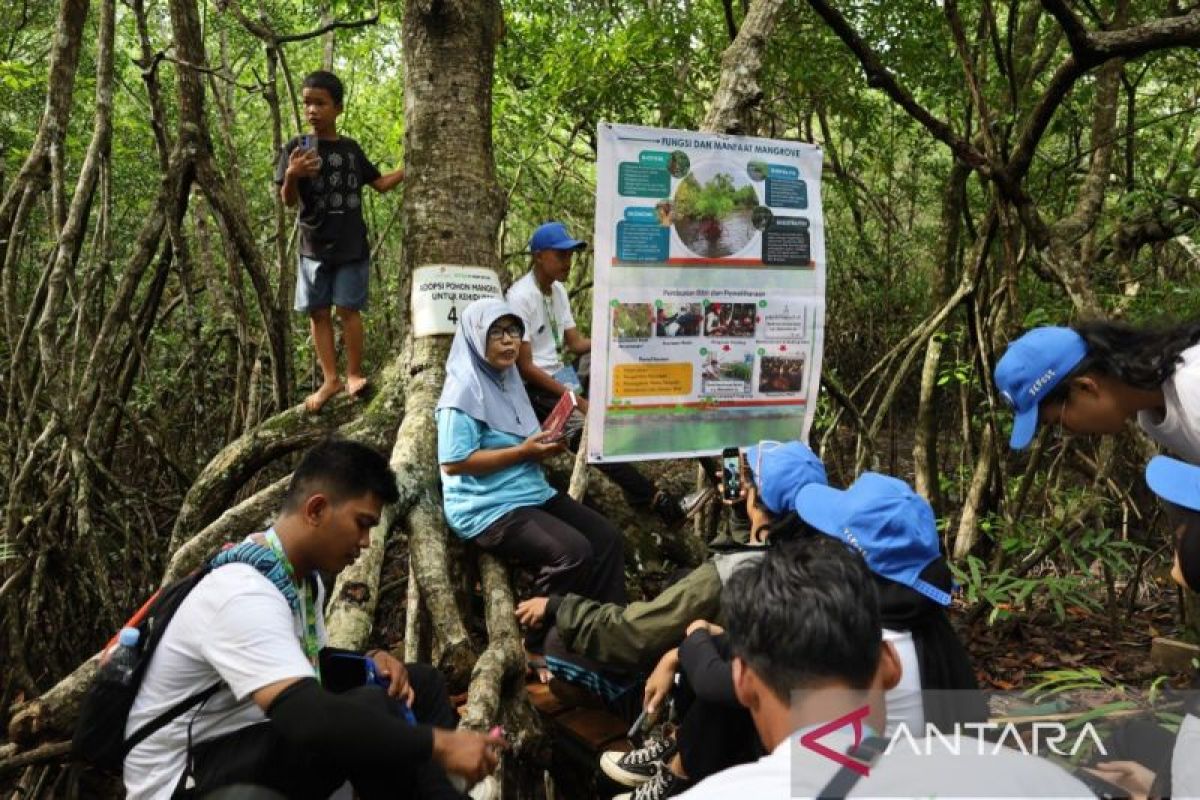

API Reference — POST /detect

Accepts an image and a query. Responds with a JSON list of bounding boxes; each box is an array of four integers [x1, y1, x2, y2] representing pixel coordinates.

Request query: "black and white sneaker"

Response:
[[599, 736, 677, 787], [612, 764, 689, 800]]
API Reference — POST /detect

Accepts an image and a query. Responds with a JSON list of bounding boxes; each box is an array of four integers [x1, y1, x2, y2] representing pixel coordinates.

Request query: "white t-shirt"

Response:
[[506, 272, 576, 375], [123, 564, 327, 800], [882, 629, 923, 733], [678, 730, 1093, 799], [1175, 713, 1200, 798], [1139, 343, 1200, 464]]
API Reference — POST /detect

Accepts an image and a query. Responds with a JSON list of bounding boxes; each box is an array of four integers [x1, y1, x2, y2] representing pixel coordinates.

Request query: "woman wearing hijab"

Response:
[[436, 299, 626, 644]]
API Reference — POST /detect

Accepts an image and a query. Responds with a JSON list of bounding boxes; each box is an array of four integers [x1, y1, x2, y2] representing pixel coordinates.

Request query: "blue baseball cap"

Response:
[[745, 441, 828, 514], [529, 221, 587, 253], [994, 326, 1089, 450], [1146, 455, 1200, 512], [1146, 455, 1200, 592], [796, 472, 951, 606]]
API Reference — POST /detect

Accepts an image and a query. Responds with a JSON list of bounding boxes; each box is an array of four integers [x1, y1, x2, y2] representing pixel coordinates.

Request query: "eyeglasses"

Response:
[[487, 324, 523, 341]]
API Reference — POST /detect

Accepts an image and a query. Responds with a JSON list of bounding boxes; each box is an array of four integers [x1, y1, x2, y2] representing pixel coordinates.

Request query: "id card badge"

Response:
[[552, 364, 583, 393]]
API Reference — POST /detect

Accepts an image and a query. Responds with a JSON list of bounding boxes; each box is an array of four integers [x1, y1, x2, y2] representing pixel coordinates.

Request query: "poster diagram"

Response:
[[588, 123, 826, 463]]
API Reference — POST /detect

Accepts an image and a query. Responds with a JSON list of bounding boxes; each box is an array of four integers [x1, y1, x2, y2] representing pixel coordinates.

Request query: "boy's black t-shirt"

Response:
[[274, 135, 381, 265]]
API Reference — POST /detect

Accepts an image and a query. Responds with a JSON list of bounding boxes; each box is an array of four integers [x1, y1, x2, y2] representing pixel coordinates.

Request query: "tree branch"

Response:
[[802, 0, 992, 175]]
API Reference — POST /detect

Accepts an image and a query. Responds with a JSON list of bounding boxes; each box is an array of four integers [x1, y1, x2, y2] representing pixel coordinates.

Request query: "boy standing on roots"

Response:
[[275, 70, 406, 413]]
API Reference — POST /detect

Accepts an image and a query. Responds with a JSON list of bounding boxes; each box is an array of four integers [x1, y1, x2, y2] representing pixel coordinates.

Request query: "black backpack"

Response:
[[72, 563, 223, 772]]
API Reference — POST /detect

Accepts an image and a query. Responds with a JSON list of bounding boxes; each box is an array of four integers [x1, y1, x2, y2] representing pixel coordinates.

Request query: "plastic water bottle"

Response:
[[103, 627, 140, 685]]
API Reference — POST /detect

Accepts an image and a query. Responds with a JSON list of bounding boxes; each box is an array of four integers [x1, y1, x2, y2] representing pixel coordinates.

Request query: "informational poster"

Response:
[[587, 123, 826, 463]]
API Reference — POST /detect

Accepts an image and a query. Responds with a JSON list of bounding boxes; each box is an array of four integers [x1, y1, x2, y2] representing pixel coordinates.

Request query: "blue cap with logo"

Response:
[[993, 326, 1089, 450], [795, 472, 951, 606], [529, 221, 587, 253], [745, 440, 828, 514]]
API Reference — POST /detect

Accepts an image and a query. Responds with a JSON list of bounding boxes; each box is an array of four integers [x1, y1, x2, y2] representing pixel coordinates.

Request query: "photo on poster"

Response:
[[702, 347, 754, 396], [758, 353, 806, 394], [611, 302, 654, 340], [656, 303, 703, 337], [760, 303, 812, 341], [704, 302, 757, 338], [672, 161, 760, 259]]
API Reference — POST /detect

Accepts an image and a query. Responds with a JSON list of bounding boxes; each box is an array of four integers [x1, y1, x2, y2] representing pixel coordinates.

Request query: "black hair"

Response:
[[760, 511, 822, 545], [1044, 318, 1200, 404], [486, 314, 525, 337], [302, 70, 344, 106], [1164, 503, 1200, 592], [723, 537, 882, 701], [282, 439, 398, 511]]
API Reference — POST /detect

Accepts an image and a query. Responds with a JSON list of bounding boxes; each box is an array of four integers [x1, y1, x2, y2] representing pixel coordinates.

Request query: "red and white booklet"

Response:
[[541, 391, 584, 443]]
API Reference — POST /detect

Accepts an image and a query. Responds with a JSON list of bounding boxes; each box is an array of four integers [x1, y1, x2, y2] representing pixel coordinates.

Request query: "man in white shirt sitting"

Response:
[[507, 221, 687, 525], [123, 440, 503, 799], [678, 537, 1092, 799]]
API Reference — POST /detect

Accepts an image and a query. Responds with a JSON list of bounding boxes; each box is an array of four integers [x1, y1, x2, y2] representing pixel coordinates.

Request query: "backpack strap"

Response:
[[816, 735, 888, 799], [121, 681, 222, 758]]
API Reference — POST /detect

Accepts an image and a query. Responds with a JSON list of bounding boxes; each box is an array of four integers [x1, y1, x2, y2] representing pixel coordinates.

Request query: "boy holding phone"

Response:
[[275, 71, 405, 413]]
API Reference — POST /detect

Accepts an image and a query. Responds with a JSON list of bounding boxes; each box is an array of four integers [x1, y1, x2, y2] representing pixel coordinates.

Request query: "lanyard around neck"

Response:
[[263, 528, 322, 680], [541, 292, 562, 352]]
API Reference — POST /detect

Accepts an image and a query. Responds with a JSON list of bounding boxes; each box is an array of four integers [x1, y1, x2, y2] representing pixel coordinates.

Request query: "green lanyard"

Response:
[[264, 528, 322, 681], [541, 292, 563, 353]]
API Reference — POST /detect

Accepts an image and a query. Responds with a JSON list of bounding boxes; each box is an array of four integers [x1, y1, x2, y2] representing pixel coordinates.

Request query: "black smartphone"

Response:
[[721, 447, 741, 501]]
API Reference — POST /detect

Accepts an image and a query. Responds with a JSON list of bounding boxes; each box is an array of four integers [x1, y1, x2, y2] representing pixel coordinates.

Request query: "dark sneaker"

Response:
[[650, 490, 687, 526], [600, 737, 677, 787], [612, 764, 689, 799], [679, 487, 715, 519]]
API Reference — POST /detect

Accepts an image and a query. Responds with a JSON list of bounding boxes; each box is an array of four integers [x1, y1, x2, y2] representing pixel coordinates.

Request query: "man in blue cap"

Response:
[[507, 220, 687, 525], [1080, 454, 1200, 799]]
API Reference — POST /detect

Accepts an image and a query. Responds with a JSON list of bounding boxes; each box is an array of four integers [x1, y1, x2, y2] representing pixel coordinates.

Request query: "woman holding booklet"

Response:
[[436, 298, 625, 654]]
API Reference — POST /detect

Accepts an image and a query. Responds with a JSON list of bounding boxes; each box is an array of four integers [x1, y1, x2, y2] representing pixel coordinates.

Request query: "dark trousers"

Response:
[[527, 385, 657, 506], [674, 672, 762, 784], [178, 664, 461, 800], [475, 493, 626, 605]]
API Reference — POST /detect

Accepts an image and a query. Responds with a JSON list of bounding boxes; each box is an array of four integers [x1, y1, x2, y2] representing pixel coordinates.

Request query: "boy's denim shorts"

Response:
[[294, 255, 369, 313]]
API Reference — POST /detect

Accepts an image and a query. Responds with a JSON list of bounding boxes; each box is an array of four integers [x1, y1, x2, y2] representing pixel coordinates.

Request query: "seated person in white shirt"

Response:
[[677, 537, 1092, 799], [507, 221, 687, 525], [123, 440, 503, 800]]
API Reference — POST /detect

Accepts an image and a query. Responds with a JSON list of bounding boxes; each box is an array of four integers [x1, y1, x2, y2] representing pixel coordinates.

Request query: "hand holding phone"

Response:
[[721, 447, 742, 502]]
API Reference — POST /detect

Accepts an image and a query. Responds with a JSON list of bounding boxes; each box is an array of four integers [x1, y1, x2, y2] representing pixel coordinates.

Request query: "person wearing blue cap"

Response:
[[1080, 455, 1200, 799], [994, 319, 1200, 457], [675, 538, 1091, 800], [507, 221, 690, 526], [515, 441, 828, 678], [602, 469, 988, 800]]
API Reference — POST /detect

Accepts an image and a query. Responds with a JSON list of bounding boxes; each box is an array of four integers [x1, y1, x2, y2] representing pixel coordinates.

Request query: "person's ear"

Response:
[[1070, 375, 1101, 399], [732, 656, 757, 711], [302, 493, 329, 526], [878, 641, 902, 692]]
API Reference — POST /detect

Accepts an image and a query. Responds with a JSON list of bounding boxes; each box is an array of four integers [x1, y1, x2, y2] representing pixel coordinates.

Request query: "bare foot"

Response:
[[305, 379, 343, 413], [346, 374, 370, 399]]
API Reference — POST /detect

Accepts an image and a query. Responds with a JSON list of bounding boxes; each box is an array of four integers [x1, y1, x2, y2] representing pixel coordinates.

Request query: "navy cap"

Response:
[[994, 327, 1089, 450], [529, 221, 587, 253], [796, 472, 951, 606], [745, 440, 828, 514]]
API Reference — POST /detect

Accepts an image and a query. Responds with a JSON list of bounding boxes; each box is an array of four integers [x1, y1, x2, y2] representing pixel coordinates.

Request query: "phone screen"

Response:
[[722, 448, 741, 500]]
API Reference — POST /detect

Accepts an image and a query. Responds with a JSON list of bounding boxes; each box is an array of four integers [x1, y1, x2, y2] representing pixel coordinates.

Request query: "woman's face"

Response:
[[484, 315, 522, 370], [1038, 374, 1130, 436]]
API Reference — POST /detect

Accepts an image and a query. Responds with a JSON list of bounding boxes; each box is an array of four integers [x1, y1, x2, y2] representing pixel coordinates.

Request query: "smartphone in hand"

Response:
[[721, 447, 742, 501]]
